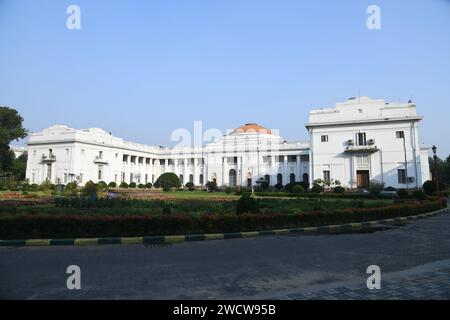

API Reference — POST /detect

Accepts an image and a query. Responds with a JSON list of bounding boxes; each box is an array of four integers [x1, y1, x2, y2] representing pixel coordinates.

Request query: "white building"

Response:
[[25, 97, 431, 189]]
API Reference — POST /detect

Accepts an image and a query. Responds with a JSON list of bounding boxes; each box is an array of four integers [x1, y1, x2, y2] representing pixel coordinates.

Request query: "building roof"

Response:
[[231, 123, 272, 135]]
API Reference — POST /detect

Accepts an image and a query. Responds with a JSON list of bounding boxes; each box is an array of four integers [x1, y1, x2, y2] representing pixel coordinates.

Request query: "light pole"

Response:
[[432, 145, 440, 194]]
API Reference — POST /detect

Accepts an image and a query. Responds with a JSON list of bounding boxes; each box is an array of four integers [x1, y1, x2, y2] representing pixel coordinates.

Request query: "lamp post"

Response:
[[432, 145, 440, 194]]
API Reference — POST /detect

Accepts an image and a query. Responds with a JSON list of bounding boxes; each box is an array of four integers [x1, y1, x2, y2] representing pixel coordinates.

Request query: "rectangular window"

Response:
[[98, 165, 103, 180], [321, 135, 328, 142], [64, 173, 68, 183], [99, 151, 103, 159], [288, 155, 297, 163], [396, 131, 405, 139], [398, 169, 406, 184], [300, 155, 309, 163], [356, 155, 369, 165], [65, 149, 69, 155], [357, 132, 367, 146], [323, 170, 330, 183]]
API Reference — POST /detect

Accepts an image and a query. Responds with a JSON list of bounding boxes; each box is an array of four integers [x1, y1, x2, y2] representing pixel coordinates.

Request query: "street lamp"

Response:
[[432, 145, 440, 194]]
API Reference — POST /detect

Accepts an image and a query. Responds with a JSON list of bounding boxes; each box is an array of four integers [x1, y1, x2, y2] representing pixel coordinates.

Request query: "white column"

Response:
[[283, 156, 288, 184], [296, 155, 301, 182]]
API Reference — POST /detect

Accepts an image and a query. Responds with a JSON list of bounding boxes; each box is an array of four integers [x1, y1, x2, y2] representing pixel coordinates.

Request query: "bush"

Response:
[[225, 187, 233, 194], [274, 183, 283, 191], [368, 180, 385, 196], [411, 190, 427, 200], [29, 183, 39, 192], [145, 183, 152, 189], [184, 182, 195, 191], [299, 181, 310, 191], [154, 173, 181, 191], [259, 182, 269, 191], [108, 182, 117, 188], [291, 184, 305, 194], [83, 181, 97, 196], [162, 202, 172, 214], [311, 183, 324, 193], [397, 189, 408, 199], [137, 183, 144, 189], [0, 201, 443, 239], [129, 182, 137, 188], [206, 180, 218, 192], [97, 181, 107, 190], [65, 181, 78, 191], [236, 193, 259, 214], [422, 180, 444, 195], [333, 186, 345, 193], [119, 182, 129, 189]]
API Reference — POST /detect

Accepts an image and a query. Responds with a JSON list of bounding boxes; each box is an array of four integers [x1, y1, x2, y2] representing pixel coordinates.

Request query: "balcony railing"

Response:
[[41, 154, 56, 162], [345, 139, 378, 153], [94, 156, 108, 164]]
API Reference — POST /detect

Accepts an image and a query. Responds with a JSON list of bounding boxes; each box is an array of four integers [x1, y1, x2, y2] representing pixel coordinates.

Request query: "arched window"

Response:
[[277, 173, 283, 185], [189, 174, 194, 183], [290, 173, 295, 184], [199, 174, 204, 185], [303, 173, 309, 183], [179, 174, 184, 184], [229, 169, 237, 187]]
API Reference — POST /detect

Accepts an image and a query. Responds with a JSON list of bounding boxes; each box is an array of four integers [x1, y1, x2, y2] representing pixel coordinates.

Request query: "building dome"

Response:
[[231, 123, 272, 135]]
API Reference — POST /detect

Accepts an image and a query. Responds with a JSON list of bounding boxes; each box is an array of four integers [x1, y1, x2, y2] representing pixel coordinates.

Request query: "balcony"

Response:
[[94, 156, 108, 164], [41, 153, 56, 163], [344, 139, 378, 153]]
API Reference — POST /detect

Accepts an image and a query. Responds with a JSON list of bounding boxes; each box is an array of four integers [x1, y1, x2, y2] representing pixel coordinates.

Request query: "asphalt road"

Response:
[[1, 211, 450, 299]]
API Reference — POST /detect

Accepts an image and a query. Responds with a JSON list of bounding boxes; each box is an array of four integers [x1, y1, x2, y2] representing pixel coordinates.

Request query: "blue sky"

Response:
[[1, 0, 449, 156]]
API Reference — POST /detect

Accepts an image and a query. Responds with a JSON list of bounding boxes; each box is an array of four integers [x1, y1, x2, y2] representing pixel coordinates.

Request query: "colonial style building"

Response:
[[25, 97, 431, 189]]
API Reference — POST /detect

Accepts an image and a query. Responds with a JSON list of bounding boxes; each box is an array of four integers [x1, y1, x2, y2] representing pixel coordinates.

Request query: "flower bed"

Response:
[[0, 200, 444, 240]]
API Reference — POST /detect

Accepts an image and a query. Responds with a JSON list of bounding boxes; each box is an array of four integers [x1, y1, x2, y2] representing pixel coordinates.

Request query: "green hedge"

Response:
[[0, 201, 443, 240], [254, 192, 396, 199]]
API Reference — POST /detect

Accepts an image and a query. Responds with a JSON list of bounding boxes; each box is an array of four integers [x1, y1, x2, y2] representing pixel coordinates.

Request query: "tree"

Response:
[[12, 152, 28, 181], [154, 172, 181, 191], [0, 107, 28, 172]]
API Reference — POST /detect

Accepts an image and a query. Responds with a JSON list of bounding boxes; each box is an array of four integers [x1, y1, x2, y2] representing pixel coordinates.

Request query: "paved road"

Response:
[[1, 211, 450, 299]]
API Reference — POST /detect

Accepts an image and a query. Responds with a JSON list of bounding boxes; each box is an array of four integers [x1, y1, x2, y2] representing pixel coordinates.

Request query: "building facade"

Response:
[[25, 97, 431, 189]]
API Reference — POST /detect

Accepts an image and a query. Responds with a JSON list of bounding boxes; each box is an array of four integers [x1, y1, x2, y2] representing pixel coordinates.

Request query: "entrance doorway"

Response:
[[356, 170, 370, 189]]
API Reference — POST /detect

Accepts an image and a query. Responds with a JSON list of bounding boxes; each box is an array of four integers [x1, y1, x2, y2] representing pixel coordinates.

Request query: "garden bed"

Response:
[[0, 200, 444, 240]]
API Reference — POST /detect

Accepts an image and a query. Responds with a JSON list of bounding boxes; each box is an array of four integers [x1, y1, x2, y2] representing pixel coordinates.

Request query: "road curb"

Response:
[[1, 207, 448, 247]]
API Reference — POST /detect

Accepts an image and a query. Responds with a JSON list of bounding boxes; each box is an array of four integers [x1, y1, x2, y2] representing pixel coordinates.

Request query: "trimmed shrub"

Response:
[[311, 183, 324, 193], [333, 186, 345, 193], [299, 181, 310, 191], [236, 193, 259, 214], [185, 182, 195, 191], [274, 183, 283, 191], [260, 182, 269, 191], [138, 183, 145, 189], [97, 181, 107, 190], [411, 190, 427, 200], [291, 184, 305, 194], [368, 180, 385, 196], [397, 189, 408, 199], [119, 182, 129, 189], [206, 180, 218, 192], [154, 173, 181, 191], [82, 181, 97, 196], [225, 187, 233, 194], [108, 182, 117, 188], [0, 201, 443, 239], [129, 182, 137, 188], [422, 180, 444, 195], [145, 183, 152, 189]]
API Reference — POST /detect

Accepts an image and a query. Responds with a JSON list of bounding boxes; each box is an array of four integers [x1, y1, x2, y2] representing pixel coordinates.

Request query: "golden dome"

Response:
[[232, 123, 272, 135]]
